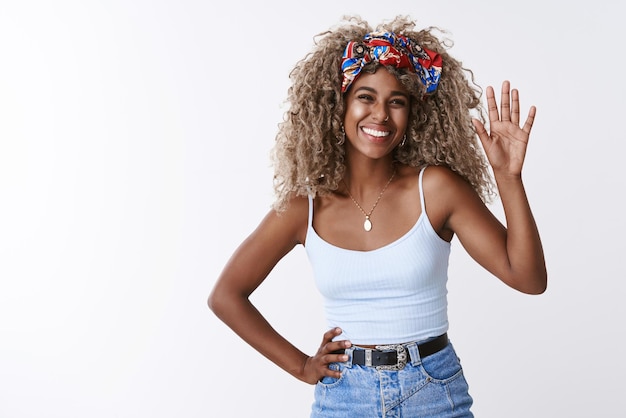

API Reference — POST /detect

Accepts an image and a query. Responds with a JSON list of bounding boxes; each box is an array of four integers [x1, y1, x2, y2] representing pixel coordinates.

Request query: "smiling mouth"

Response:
[[362, 127, 390, 138]]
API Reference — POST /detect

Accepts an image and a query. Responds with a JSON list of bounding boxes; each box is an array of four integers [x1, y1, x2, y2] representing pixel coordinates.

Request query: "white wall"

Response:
[[0, 1, 623, 417]]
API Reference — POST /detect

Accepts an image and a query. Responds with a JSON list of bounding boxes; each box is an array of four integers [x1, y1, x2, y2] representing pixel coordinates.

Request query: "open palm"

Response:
[[473, 80, 536, 177]]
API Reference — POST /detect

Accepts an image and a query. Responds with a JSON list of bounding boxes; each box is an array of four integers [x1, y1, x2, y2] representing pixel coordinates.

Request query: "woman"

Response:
[[209, 15, 546, 417]]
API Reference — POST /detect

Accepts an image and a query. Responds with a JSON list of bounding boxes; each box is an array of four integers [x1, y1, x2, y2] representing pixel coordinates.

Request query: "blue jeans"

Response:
[[311, 341, 473, 417]]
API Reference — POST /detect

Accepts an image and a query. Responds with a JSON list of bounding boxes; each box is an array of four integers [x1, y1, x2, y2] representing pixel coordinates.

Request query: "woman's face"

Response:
[[343, 68, 410, 161]]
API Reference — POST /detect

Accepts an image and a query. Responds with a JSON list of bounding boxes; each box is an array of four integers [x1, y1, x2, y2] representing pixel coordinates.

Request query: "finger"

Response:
[[319, 328, 352, 357], [321, 327, 342, 345], [326, 339, 352, 352], [472, 118, 490, 149], [522, 105, 536, 135], [486, 85, 499, 123], [322, 351, 349, 366], [322, 363, 343, 379], [500, 80, 511, 122], [511, 88, 520, 125], [320, 351, 349, 379]]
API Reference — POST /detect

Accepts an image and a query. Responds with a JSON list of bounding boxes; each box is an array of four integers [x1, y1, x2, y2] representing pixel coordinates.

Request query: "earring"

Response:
[[337, 125, 345, 145], [400, 134, 407, 147]]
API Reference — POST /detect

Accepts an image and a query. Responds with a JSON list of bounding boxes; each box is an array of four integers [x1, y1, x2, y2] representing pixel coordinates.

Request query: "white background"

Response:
[[1, 1, 624, 417]]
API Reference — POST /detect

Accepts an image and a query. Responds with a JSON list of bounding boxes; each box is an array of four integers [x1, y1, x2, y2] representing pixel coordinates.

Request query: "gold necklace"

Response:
[[343, 167, 396, 232]]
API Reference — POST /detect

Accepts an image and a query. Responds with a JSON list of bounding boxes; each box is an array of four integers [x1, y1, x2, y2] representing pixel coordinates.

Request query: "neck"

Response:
[[343, 159, 396, 198]]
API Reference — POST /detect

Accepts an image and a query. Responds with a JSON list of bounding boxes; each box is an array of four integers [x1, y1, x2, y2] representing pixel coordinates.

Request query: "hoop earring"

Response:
[[337, 125, 346, 145], [400, 134, 407, 147]]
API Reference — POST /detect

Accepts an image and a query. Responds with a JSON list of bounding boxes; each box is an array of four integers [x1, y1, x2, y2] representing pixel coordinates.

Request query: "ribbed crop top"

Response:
[[304, 167, 451, 345]]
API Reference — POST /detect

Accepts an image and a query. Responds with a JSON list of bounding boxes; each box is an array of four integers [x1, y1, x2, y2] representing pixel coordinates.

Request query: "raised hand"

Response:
[[473, 80, 536, 178]]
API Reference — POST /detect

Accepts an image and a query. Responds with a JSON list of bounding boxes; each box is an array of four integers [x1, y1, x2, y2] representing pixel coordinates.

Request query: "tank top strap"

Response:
[[418, 165, 428, 213], [307, 194, 314, 229]]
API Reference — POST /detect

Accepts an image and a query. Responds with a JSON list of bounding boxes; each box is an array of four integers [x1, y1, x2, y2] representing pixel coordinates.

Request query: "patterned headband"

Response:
[[341, 31, 442, 93]]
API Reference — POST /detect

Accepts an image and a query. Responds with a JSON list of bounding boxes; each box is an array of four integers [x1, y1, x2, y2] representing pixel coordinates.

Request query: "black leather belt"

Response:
[[342, 333, 448, 370]]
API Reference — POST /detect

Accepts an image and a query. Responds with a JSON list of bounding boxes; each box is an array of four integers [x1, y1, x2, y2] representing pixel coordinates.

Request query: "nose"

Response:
[[373, 102, 389, 123]]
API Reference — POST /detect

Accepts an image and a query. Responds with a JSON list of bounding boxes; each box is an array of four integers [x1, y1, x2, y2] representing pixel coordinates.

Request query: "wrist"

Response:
[[493, 170, 522, 183], [295, 355, 314, 384]]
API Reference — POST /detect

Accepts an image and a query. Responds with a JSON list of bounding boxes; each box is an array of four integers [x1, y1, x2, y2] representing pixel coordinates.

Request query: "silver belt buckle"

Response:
[[374, 344, 408, 371]]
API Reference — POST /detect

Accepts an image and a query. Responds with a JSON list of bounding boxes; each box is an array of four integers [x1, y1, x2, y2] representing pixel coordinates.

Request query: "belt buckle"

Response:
[[374, 344, 408, 371]]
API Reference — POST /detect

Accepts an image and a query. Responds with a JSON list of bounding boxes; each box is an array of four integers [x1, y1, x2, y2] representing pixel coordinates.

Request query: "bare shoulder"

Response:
[[422, 165, 476, 204], [262, 193, 309, 246], [422, 165, 469, 189], [420, 165, 481, 239]]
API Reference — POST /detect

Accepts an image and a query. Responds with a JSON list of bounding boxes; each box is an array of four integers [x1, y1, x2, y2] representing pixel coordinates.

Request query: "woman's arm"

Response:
[[438, 168, 547, 294], [208, 196, 349, 384], [433, 81, 547, 294]]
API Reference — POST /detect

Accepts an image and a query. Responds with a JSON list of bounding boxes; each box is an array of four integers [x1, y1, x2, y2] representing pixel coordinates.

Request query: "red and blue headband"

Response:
[[341, 31, 442, 93]]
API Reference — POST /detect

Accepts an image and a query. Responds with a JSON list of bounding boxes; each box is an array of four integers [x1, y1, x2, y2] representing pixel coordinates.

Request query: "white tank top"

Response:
[[305, 166, 451, 345]]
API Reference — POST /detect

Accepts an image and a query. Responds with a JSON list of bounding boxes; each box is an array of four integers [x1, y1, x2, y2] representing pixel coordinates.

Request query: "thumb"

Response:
[[472, 118, 490, 150]]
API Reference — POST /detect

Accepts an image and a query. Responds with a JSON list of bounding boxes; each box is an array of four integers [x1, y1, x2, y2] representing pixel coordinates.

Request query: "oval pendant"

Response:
[[363, 217, 372, 232]]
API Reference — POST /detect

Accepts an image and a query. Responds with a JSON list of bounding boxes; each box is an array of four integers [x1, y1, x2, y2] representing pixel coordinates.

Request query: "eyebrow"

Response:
[[354, 86, 409, 98]]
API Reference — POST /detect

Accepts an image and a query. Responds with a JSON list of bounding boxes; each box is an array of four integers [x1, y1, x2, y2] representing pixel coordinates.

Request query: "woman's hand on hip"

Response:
[[301, 328, 351, 385]]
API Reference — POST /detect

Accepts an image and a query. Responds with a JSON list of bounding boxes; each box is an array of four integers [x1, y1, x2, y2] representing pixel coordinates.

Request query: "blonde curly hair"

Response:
[[271, 15, 494, 211]]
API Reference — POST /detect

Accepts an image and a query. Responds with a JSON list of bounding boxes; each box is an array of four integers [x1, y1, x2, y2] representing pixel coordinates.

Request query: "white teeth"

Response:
[[362, 127, 390, 137]]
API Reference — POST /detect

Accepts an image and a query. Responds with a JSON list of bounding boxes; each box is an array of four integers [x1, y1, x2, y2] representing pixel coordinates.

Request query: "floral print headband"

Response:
[[341, 31, 443, 93]]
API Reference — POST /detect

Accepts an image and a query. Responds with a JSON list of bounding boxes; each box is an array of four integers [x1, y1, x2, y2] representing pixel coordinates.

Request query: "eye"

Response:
[[390, 98, 407, 107], [357, 94, 375, 102]]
